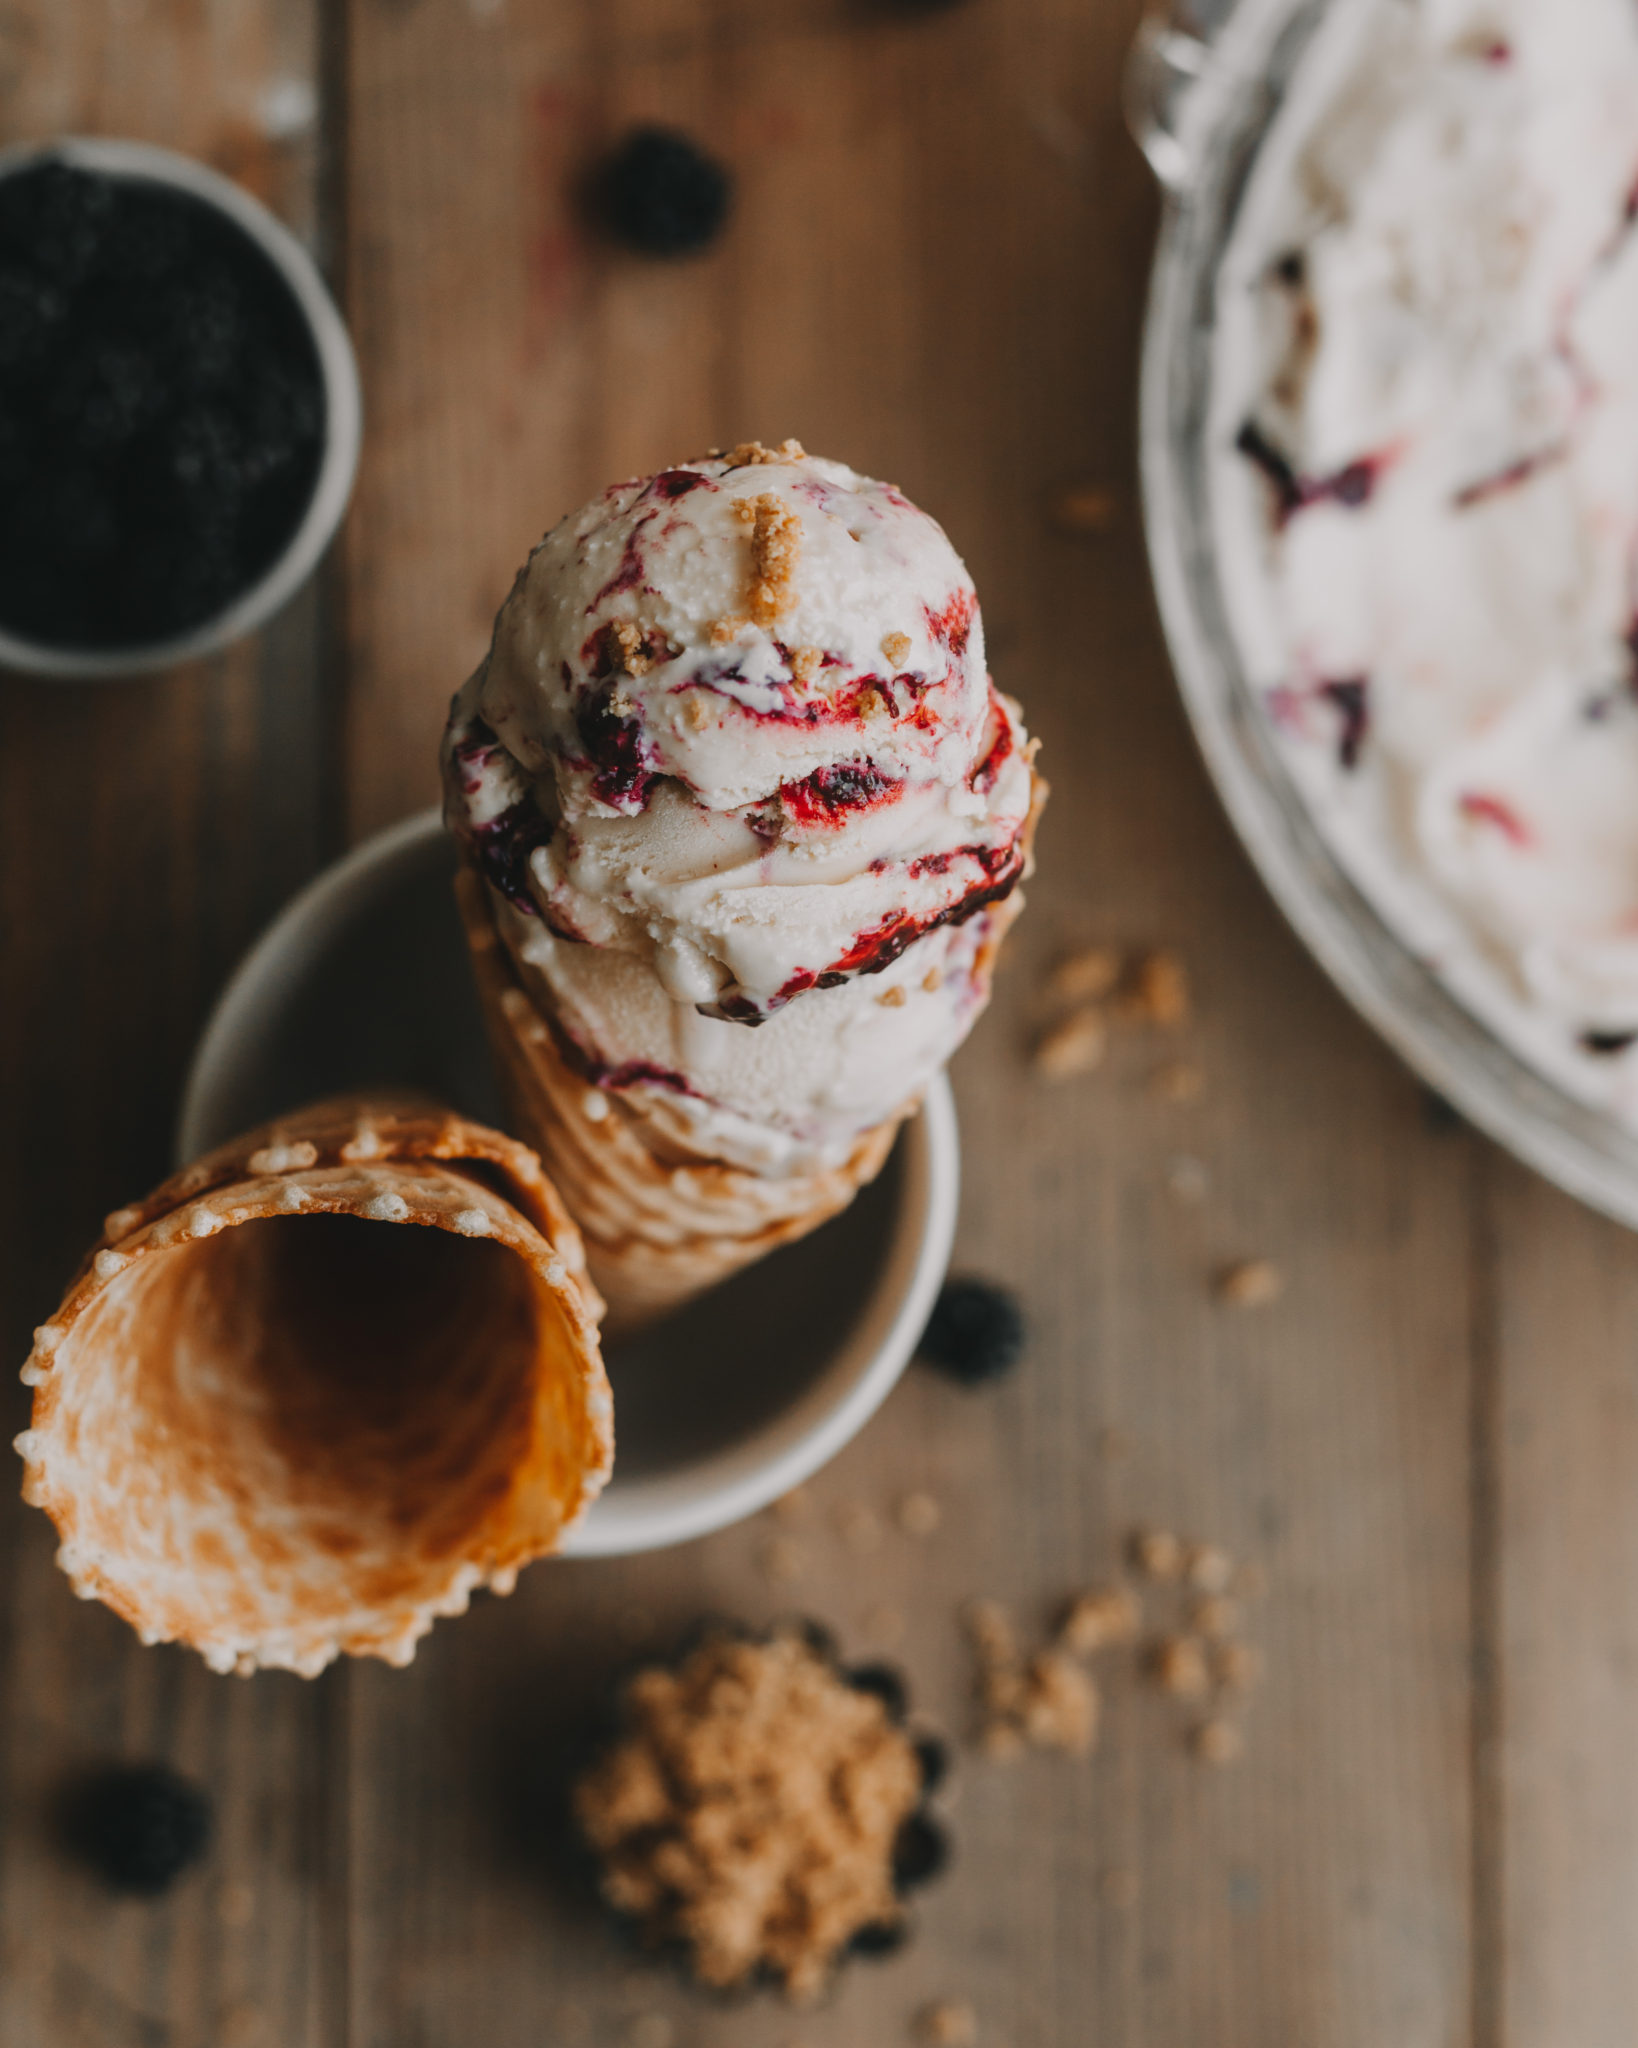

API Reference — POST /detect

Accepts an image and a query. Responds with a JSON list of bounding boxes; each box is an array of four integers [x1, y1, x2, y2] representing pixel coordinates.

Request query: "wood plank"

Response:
[[0, 6, 342, 2043], [1489, 1160, 1638, 2048], [339, 1, 1482, 2043]]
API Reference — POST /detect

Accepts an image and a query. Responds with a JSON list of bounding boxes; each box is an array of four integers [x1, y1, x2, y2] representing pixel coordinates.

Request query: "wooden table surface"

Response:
[[5, 3, 1638, 2044]]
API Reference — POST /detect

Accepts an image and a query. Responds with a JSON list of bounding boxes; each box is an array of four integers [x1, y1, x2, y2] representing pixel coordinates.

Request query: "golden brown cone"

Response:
[[15, 1094, 612, 1677], [453, 757, 1044, 1332]]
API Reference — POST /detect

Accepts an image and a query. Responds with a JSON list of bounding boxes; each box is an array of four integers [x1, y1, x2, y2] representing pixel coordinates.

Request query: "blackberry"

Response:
[[594, 127, 732, 258], [0, 156, 325, 652], [64, 1763, 213, 1894], [917, 1276, 1028, 1386]]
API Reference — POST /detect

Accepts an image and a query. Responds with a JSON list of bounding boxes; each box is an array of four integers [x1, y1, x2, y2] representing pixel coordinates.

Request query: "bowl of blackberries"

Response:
[[0, 138, 360, 679]]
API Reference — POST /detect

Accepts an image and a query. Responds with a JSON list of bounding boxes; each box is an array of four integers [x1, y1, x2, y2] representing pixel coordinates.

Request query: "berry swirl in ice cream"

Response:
[[443, 443, 1040, 1173], [1211, 0, 1638, 1125]]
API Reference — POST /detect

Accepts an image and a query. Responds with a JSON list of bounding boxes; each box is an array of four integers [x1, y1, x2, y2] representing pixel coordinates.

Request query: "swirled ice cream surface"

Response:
[[1212, 0, 1638, 1119], [442, 446, 1036, 1171]]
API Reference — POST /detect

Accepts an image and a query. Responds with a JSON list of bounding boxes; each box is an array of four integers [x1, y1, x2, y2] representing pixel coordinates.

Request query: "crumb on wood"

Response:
[[1189, 1595, 1242, 1640], [1047, 944, 1122, 1006], [916, 1999, 979, 2046], [1192, 1717, 1245, 1766], [1212, 1640, 1263, 1692], [1216, 1258, 1284, 1308], [897, 1491, 942, 1537], [1117, 949, 1190, 1026], [1019, 1652, 1101, 1756], [1183, 1542, 1233, 1594], [1166, 1155, 1209, 1204], [1153, 1060, 1205, 1104], [1035, 1008, 1106, 1080], [1057, 1585, 1141, 1657], [1153, 1635, 1210, 1699], [1132, 1527, 1184, 1580]]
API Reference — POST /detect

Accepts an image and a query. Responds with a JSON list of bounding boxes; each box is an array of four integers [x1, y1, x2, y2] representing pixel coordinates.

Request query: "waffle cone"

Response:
[[15, 1095, 613, 1678], [455, 869, 913, 1331]]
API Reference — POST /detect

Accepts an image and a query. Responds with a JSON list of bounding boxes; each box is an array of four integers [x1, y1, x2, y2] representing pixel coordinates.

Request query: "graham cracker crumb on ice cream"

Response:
[[443, 445, 1045, 1324]]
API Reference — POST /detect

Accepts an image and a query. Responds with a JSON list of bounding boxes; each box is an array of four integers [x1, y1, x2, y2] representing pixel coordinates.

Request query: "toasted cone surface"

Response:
[[16, 1096, 612, 1677], [456, 870, 911, 1329]]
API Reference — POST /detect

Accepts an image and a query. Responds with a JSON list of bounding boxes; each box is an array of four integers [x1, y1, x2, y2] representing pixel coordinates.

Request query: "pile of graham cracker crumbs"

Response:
[[1033, 944, 1193, 1084], [725, 438, 806, 467], [734, 492, 802, 626], [572, 1631, 923, 2000], [964, 1527, 1265, 1766]]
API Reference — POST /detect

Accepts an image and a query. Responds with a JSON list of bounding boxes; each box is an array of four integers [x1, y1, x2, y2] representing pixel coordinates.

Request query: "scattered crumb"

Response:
[[760, 1537, 807, 1584], [1153, 1060, 1205, 1104], [1193, 1718, 1245, 1766], [790, 645, 823, 685], [837, 1502, 883, 1554], [1153, 1636, 1210, 1699], [1166, 1155, 1210, 1204], [917, 1999, 979, 2046], [1183, 1543, 1233, 1594], [682, 692, 712, 732], [734, 492, 802, 625], [1213, 1641, 1263, 1692], [1189, 1595, 1242, 1640], [1118, 949, 1190, 1026], [858, 685, 891, 721], [882, 630, 913, 669], [727, 438, 805, 466], [1100, 1865, 1139, 1907], [772, 1486, 812, 1527], [1057, 1585, 1141, 1657], [709, 616, 746, 645], [879, 985, 909, 1008], [1047, 481, 1118, 534], [574, 1633, 918, 1999], [1035, 1008, 1106, 1080], [862, 1603, 906, 1648], [1217, 1259, 1284, 1308], [897, 1491, 942, 1538], [981, 1720, 1025, 1762], [1132, 1528, 1184, 1580], [1047, 944, 1121, 1005], [1020, 1653, 1100, 1755], [923, 967, 944, 994]]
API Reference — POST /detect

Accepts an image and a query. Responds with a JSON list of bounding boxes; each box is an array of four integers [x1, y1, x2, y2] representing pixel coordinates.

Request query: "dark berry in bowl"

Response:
[[0, 152, 332, 661], [593, 127, 733, 258], [63, 1763, 213, 1894], [917, 1275, 1028, 1386]]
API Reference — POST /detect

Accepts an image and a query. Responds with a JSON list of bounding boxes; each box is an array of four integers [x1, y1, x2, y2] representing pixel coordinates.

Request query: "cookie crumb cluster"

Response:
[[965, 1526, 1266, 1767], [572, 1631, 923, 1999], [735, 492, 803, 625]]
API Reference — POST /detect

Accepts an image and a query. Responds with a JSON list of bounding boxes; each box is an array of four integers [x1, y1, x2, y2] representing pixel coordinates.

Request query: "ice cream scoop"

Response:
[[443, 442, 1040, 1178]]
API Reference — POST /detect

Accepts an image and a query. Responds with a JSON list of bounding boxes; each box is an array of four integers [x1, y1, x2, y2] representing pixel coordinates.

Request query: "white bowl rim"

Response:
[[0, 135, 362, 681], [176, 809, 961, 1558]]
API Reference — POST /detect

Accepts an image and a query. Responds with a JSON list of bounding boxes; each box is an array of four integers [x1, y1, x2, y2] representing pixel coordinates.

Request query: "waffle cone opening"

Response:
[[18, 1099, 613, 1676]]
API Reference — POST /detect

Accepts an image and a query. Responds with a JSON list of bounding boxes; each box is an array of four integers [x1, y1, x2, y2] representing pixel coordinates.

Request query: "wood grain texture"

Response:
[[12, 0, 1638, 2044], [0, 6, 343, 2046]]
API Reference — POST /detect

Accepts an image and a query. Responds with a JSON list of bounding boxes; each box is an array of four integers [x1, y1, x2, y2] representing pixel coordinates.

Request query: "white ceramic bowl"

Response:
[[0, 137, 361, 680], [177, 811, 960, 1557]]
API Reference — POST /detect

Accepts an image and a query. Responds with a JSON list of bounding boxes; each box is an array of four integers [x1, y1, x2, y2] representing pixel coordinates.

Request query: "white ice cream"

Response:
[[1212, 0, 1638, 1120], [443, 445, 1036, 1171]]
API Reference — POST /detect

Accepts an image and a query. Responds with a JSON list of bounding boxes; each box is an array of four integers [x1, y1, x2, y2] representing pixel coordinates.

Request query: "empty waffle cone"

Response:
[[455, 868, 912, 1332], [15, 1095, 613, 1678]]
